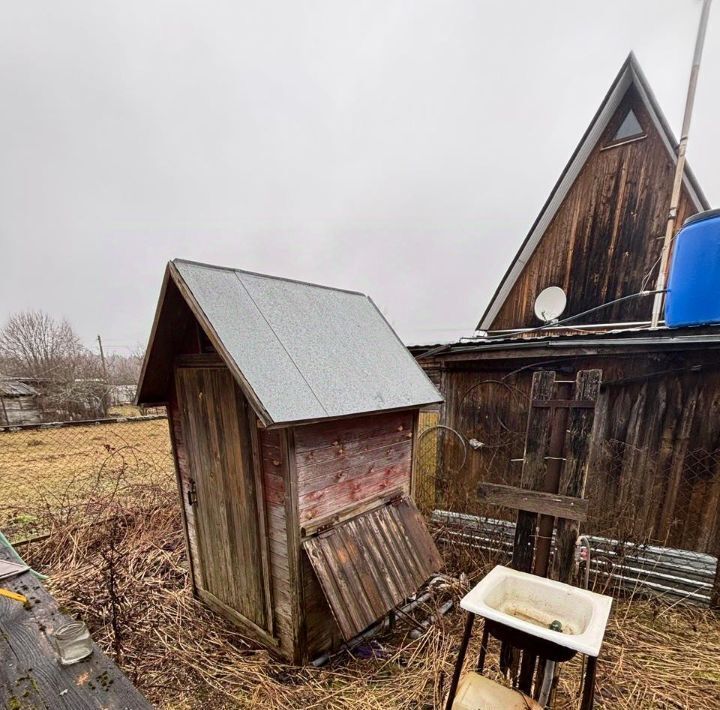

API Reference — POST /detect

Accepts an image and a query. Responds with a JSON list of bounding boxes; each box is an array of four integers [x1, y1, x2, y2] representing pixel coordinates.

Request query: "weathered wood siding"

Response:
[[303, 497, 443, 641], [294, 411, 415, 526], [490, 84, 699, 330], [431, 354, 720, 556], [291, 410, 415, 658], [176, 367, 268, 630], [0, 396, 41, 425], [302, 551, 342, 658], [168, 396, 204, 591], [258, 427, 295, 657]]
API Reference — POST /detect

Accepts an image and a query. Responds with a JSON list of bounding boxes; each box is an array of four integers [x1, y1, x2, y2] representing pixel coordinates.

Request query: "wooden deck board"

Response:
[[0, 543, 151, 709]]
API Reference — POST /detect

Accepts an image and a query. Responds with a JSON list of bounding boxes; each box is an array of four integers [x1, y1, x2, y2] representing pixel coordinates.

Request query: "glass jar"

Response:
[[51, 621, 93, 665]]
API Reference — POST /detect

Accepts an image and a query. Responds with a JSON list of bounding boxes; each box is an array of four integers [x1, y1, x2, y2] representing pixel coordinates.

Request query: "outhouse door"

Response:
[[175, 365, 270, 635]]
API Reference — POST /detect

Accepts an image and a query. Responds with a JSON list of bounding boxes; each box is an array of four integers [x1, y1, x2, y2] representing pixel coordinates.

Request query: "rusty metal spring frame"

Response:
[[416, 425, 468, 473], [457, 379, 527, 450]]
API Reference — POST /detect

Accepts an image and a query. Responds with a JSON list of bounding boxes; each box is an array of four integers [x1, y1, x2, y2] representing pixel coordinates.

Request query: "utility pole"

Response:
[[97, 334, 108, 381], [651, 0, 713, 328], [97, 334, 109, 415]]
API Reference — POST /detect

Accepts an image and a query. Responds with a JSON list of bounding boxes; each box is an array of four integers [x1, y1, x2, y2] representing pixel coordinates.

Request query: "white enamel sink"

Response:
[[461, 565, 613, 657]]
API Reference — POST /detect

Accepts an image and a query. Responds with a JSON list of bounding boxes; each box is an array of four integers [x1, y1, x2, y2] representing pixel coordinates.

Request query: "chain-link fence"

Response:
[[0, 416, 176, 543], [586, 439, 720, 553]]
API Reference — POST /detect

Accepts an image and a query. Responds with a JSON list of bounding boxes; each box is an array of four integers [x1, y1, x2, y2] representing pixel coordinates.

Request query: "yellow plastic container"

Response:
[[452, 672, 542, 710]]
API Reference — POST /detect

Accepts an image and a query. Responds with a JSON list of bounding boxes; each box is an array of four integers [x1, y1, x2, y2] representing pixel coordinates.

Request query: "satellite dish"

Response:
[[534, 286, 567, 323]]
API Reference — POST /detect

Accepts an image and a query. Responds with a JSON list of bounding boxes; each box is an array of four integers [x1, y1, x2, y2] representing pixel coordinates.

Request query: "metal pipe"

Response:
[[651, 0, 713, 327], [537, 660, 556, 706], [577, 535, 592, 590], [408, 600, 455, 639], [310, 575, 450, 667]]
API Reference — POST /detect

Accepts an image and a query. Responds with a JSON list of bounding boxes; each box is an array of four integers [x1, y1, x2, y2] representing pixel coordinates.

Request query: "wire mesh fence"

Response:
[[415, 413, 720, 554], [414, 411, 720, 604], [0, 416, 176, 543]]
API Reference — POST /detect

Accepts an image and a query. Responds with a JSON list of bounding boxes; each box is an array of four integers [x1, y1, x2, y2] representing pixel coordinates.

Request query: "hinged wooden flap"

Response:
[[302, 496, 442, 641]]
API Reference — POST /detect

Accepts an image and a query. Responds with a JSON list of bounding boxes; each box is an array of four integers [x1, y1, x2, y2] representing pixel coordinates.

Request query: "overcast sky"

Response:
[[1, 1, 718, 355]]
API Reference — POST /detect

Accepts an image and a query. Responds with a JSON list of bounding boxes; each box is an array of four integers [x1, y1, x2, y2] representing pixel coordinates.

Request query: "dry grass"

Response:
[[0, 419, 174, 539], [21, 504, 720, 710]]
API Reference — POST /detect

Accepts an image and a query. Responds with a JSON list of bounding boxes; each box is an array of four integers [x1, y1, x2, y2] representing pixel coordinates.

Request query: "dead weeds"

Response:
[[21, 505, 720, 709]]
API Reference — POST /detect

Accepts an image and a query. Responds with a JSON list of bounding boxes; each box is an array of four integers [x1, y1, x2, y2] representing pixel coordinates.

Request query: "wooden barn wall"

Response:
[[0, 396, 41, 426], [490, 84, 699, 331], [293, 410, 415, 527], [434, 354, 720, 556], [257, 428, 295, 657]]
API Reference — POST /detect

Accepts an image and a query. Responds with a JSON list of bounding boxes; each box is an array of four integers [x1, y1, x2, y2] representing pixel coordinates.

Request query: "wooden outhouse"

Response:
[[137, 259, 443, 663]]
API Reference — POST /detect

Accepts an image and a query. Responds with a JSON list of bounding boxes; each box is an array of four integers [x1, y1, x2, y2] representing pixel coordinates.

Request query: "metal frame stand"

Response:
[[444, 613, 475, 710], [444, 611, 599, 710]]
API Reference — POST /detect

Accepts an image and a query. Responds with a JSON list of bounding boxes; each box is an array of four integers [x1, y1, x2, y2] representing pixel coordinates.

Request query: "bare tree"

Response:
[[106, 347, 145, 386], [0, 310, 85, 380]]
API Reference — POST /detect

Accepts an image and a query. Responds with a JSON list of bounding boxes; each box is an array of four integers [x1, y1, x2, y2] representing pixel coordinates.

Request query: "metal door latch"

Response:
[[187, 479, 198, 506]]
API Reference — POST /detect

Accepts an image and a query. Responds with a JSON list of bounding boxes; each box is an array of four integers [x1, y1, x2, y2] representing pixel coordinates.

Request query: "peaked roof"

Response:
[[477, 53, 710, 331], [137, 259, 441, 426], [0, 378, 39, 397]]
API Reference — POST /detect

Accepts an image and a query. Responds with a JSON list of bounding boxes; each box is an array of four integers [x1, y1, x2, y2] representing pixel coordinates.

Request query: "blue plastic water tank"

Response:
[[665, 208, 720, 328]]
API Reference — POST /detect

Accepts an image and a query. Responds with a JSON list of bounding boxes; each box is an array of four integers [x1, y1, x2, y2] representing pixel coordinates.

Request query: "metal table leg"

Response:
[[476, 623, 489, 673], [518, 650, 537, 694], [445, 613, 475, 710], [580, 655, 597, 710]]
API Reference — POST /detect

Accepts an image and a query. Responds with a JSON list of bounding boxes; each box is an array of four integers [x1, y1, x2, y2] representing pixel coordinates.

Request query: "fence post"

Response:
[[553, 370, 602, 583], [510, 371, 556, 573]]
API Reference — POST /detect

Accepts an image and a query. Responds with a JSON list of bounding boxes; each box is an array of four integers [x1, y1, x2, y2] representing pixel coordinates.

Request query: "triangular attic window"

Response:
[[612, 109, 643, 142]]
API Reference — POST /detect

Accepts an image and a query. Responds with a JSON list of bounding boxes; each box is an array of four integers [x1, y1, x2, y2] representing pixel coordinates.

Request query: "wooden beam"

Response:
[[249, 410, 275, 637], [300, 488, 405, 538], [174, 353, 224, 367], [553, 369, 602, 583], [511, 371, 555, 573], [282, 428, 306, 664], [198, 588, 279, 649], [477, 482, 588, 522]]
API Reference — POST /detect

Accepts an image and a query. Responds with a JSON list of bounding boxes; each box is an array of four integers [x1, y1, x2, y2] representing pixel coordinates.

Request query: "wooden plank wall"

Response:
[[293, 410, 415, 526], [258, 428, 294, 657], [301, 550, 342, 658], [292, 410, 415, 658], [168, 397, 204, 590], [490, 84, 699, 330], [436, 355, 720, 556], [0, 396, 41, 426]]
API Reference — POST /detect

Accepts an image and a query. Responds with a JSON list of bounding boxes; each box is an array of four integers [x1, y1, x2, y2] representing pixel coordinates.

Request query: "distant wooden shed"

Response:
[[0, 378, 41, 426], [137, 259, 443, 663]]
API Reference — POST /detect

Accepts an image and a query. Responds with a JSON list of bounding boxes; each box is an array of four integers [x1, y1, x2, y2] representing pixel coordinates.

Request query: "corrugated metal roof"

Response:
[[303, 497, 443, 640], [411, 324, 720, 360], [0, 379, 39, 397], [172, 259, 442, 425]]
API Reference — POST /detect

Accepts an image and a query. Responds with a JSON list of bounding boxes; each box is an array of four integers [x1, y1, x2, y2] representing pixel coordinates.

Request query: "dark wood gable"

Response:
[[488, 83, 702, 331]]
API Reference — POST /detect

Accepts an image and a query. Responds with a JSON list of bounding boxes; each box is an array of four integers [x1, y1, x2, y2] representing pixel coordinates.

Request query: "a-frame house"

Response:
[[479, 53, 709, 332], [411, 56, 720, 563]]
